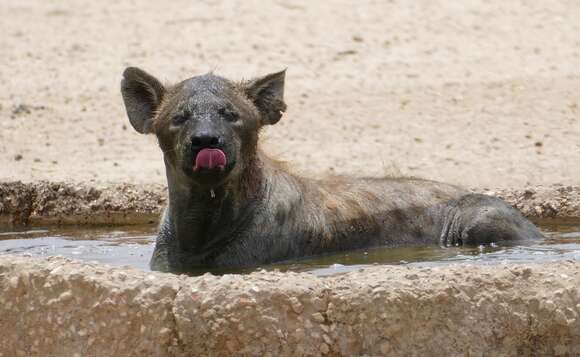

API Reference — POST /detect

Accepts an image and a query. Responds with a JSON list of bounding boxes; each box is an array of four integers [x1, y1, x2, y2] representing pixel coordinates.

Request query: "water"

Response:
[[0, 226, 155, 271], [0, 220, 579, 276]]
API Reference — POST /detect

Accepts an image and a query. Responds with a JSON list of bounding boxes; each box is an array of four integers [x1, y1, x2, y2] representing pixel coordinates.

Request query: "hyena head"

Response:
[[120, 67, 286, 188]]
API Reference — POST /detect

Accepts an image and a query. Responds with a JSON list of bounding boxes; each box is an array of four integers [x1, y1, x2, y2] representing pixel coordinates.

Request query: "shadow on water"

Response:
[[0, 218, 578, 276]]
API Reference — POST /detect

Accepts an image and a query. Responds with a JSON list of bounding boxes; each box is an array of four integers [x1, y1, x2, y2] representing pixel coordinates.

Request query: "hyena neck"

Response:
[[166, 154, 266, 252]]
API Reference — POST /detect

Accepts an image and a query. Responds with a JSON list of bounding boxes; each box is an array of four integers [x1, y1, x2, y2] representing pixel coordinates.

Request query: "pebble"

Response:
[[311, 312, 325, 323], [289, 297, 303, 314], [372, 287, 386, 294], [380, 342, 391, 354]]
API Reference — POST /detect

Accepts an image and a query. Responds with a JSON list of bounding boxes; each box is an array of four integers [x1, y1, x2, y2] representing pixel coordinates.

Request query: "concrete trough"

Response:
[[0, 256, 578, 356]]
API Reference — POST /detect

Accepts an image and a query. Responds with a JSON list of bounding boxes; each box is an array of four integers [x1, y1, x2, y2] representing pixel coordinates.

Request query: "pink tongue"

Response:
[[194, 148, 227, 171]]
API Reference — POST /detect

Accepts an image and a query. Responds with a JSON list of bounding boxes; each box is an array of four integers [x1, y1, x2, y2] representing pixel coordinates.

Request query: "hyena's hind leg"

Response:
[[441, 193, 544, 246]]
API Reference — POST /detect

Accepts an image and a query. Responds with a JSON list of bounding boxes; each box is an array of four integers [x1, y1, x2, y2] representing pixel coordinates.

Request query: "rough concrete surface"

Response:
[[0, 256, 578, 356], [2, 181, 580, 227]]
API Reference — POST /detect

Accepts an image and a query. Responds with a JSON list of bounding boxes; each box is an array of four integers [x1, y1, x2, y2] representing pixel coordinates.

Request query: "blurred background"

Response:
[[0, 0, 578, 188]]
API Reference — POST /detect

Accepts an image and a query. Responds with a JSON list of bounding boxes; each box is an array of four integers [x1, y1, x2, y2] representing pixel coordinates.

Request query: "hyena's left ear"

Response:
[[121, 67, 165, 134], [245, 70, 287, 125]]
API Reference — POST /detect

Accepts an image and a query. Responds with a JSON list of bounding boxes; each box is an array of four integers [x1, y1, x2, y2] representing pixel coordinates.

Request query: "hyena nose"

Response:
[[191, 134, 221, 148]]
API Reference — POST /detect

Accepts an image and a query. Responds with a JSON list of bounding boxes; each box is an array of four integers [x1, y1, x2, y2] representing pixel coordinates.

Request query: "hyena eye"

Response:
[[172, 114, 188, 126], [219, 107, 239, 123]]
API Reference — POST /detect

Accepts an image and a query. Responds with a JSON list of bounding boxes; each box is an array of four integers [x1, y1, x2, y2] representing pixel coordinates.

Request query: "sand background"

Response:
[[1, 0, 579, 189]]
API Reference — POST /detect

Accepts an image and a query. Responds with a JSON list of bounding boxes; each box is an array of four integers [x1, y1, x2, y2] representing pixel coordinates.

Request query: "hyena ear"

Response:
[[245, 70, 287, 126], [120, 67, 165, 134]]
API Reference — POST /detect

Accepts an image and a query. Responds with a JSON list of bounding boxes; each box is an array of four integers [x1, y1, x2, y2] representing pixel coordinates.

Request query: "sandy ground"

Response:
[[0, 1, 579, 189]]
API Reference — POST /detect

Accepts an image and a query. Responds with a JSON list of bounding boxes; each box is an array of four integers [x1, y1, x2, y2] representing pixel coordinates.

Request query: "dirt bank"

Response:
[[0, 256, 578, 356], [0, 181, 165, 226], [1, 181, 580, 226]]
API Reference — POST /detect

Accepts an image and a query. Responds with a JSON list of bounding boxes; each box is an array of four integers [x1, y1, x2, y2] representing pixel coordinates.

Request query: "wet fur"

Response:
[[120, 68, 544, 273]]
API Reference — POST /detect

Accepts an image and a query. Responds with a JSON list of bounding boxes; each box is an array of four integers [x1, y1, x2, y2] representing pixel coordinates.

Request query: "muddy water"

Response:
[[0, 226, 156, 271], [0, 220, 579, 276]]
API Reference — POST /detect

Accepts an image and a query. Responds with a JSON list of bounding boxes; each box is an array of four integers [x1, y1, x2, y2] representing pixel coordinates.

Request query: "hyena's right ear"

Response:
[[120, 67, 165, 134]]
